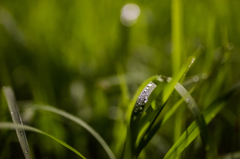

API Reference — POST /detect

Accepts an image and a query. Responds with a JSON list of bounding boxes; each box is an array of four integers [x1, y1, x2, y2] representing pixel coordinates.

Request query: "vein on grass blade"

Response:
[[2, 86, 31, 159]]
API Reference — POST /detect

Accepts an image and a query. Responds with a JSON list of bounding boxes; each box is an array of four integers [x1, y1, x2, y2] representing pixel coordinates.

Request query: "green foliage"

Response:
[[1, 0, 240, 159]]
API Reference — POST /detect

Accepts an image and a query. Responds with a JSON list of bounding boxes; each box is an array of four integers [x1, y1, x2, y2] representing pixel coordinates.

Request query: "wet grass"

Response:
[[1, 0, 240, 159]]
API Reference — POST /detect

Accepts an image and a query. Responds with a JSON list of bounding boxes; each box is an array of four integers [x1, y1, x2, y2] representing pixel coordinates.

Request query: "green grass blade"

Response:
[[163, 103, 225, 159], [174, 81, 217, 159], [164, 81, 240, 159], [163, 56, 196, 102], [31, 105, 116, 159], [3, 87, 31, 159], [125, 56, 197, 158], [171, 0, 183, 76], [0, 122, 86, 159]]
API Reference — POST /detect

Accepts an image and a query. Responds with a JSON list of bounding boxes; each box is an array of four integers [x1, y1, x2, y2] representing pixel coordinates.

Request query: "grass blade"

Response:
[[173, 81, 217, 159], [0, 122, 86, 159], [30, 105, 116, 159], [2, 87, 31, 159], [164, 103, 225, 159], [164, 81, 240, 158], [171, 0, 183, 76]]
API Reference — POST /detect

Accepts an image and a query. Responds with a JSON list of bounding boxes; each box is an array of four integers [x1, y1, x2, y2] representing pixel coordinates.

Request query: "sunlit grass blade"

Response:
[[171, 0, 183, 76], [163, 55, 196, 102], [30, 105, 116, 159], [0, 122, 86, 159], [2, 87, 31, 159]]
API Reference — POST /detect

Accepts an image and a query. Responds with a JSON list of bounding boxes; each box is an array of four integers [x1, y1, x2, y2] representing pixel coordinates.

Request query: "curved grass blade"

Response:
[[134, 78, 186, 156], [122, 76, 164, 159], [0, 122, 86, 159], [164, 103, 225, 159], [135, 78, 216, 158], [164, 81, 240, 159], [173, 81, 217, 159], [123, 55, 198, 158], [2, 87, 31, 159], [30, 105, 116, 159]]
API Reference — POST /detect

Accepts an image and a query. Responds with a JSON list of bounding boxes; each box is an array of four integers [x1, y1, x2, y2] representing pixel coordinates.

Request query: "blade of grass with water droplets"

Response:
[[129, 56, 197, 157], [122, 76, 162, 159], [30, 105, 116, 159], [2, 87, 31, 159], [0, 122, 86, 159], [125, 55, 199, 158]]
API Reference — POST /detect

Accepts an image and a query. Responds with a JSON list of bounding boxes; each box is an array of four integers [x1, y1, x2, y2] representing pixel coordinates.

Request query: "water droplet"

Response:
[[146, 93, 149, 96], [192, 76, 199, 82], [227, 43, 234, 50], [144, 99, 148, 103], [185, 98, 189, 103], [146, 87, 149, 89], [147, 83, 153, 87], [133, 116, 137, 120], [10, 112, 14, 115], [143, 90, 146, 93], [158, 77, 164, 82], [24, 150, 28, 154], [191, 58, 195, 64], [139, 107, 143, 110]]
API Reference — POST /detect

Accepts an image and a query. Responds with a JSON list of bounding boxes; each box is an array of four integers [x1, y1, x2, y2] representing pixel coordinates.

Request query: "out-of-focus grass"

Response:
[[0, 0, 240, 158]]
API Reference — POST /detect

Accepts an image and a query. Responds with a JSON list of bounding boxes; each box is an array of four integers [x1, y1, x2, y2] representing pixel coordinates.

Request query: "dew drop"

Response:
[[139, 107, 143, 110], [133, 116, 137, 120], [146, 87, 149, 90], [192, 76, 199, 82], [144, 99, 148, 103], [147, 83, 152, 87], [185, 98, 189, 103], [24, 150, 28, 154], [143, 90, 146, 93], [10, 112, 14, 115], [158, 77, 164, 82]]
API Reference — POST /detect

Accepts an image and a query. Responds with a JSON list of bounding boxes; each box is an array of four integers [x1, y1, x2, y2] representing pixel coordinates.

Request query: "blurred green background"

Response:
[[0, 0, 240, 159]]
